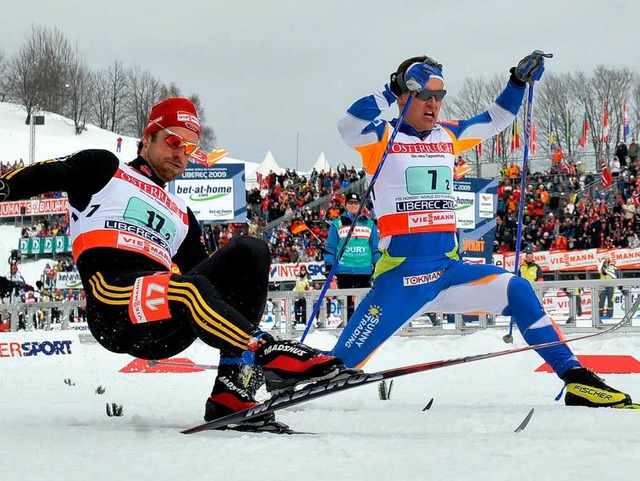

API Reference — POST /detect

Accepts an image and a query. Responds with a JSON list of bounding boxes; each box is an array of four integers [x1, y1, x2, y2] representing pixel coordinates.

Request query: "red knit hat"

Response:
[[144, 97, 200, 137]]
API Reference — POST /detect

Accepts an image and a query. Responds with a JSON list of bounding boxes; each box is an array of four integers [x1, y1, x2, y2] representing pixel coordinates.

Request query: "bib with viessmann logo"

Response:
[[69, 161, 190, 269], [371, 128, 456, 239]]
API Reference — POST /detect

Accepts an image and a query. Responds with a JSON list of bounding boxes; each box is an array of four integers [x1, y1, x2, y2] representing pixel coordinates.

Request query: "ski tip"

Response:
[[181, 424, 314, 435], [422, 398, 434, 411], [614, 402, 640, 410], [514, 407, 535, 433]]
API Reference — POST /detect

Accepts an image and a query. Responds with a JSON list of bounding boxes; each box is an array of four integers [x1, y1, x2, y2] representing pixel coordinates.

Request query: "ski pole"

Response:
[[503, 81, 536, 344], [147, 359, 218, 371], [300, 95, 415, 342]]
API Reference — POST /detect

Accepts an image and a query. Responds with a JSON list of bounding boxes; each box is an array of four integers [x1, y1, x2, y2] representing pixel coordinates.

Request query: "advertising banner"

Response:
[[493, 248, 640, 272], [170, 163, 246, 222], [0, 330, 81, 363], [19, 236, 71, 255], [56, 271, 83, 290], [0, 198, 69, 218], [269, 261, 326, 283], [455, 178, 499, 264]]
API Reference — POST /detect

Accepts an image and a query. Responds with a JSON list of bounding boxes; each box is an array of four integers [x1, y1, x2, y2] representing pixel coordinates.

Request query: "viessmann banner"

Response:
[[170, 163, 246, 222], [493, 247, 640, 272]]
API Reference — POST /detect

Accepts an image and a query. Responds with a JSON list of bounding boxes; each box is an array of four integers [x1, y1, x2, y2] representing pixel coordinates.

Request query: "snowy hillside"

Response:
[[0, 102, 139, 164], [0, 102, 135, 284]]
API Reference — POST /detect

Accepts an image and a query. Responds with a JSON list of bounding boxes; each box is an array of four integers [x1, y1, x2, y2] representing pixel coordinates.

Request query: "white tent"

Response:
[[256, 150, 285, 176], [311, 152, 332, 173], [219, 155, 261, 188]]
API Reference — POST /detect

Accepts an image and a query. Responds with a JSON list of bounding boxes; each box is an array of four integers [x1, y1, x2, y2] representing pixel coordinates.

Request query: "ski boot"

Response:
[[247, 333, 354, 393], [205, 359, 290, 432], [563, 367, 632, 408]]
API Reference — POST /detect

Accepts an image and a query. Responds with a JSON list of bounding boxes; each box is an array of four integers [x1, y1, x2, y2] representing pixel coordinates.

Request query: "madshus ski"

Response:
[[183, 296, 640, 434]]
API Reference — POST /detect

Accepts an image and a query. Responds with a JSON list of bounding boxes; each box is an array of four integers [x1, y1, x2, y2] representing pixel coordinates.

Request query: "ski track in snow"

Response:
[[2, 330, 639, 481]]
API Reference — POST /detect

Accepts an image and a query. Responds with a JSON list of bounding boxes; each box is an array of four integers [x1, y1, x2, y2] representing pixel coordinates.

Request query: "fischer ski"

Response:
[[182, 296, 640, 435]]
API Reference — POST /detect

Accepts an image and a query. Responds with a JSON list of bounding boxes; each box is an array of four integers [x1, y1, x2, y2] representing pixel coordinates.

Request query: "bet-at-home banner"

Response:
[[454, 178, 498, 264], [170, 164, 247, 223]]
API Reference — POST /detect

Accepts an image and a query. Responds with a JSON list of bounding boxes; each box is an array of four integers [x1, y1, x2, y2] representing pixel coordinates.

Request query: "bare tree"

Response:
[[89, 69, 111, 129], [65, 50, 94, 134], [0, 49, 9, 101], [483, 75, 514, 167], [535, 72, 578, 157], [107, 60, 128, 133], [6, 25, 75, 119], [187, 93, 216, 152], [572, 71, 599, 158], [7, 37, 43, 119], [159, 82, 182, 100], [632, 77, 640, 141], [449, 74, 517, 167], [447, 77, 488, 119], [126, 66, 164, 137], [446, 76, 493, 172], [590, 66, 634, 160]]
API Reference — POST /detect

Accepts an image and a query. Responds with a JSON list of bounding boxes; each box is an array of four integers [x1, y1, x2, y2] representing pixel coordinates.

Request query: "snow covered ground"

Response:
[[2, 328, 639, 481]]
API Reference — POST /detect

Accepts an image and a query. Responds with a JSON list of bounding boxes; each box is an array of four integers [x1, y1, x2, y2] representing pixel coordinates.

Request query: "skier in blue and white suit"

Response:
[[331, 52, 633, 408]]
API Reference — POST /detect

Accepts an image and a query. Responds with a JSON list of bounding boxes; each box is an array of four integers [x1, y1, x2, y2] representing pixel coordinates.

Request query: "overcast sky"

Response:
[[3, 0, 640, 171]]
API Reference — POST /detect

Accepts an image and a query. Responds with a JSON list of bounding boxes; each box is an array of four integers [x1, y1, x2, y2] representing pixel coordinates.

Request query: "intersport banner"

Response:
[[170, 163, 246, 222], [493, 248, 640, 272], [0, 330, 81, 363], [269, 262, 326, 283]]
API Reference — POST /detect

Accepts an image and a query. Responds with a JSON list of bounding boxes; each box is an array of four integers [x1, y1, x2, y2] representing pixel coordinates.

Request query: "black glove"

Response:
[[0, 179, 9, 202], [511, 50, 553, 85]]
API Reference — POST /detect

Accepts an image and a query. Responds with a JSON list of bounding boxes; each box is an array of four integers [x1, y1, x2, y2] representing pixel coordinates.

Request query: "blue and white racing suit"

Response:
[[331, 78, 580, 378]]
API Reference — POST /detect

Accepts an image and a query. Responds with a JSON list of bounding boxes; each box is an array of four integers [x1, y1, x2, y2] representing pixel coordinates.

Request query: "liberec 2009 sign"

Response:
[[170, 163, 246, 223]]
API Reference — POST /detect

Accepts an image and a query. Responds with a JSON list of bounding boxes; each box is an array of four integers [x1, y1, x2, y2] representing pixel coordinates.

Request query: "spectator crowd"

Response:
[[208, 166, 366, 264], [494, 142, 640, 254], [5, 147, 640, 298]]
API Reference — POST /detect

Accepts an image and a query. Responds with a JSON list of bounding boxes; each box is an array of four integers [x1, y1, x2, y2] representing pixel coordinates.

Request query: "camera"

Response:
[[8, 249, 20, 265]]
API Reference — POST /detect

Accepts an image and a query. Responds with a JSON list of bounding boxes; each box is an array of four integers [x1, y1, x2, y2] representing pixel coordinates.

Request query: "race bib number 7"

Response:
[[405, 166, 452, 195]]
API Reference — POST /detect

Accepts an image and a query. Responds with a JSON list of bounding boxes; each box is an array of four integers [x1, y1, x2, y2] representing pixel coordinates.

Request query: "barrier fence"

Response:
[[2, 279, 640, 340]]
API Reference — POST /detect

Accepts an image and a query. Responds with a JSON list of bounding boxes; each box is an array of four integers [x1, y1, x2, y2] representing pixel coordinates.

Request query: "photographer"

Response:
[[598, 256, 617, 319]]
